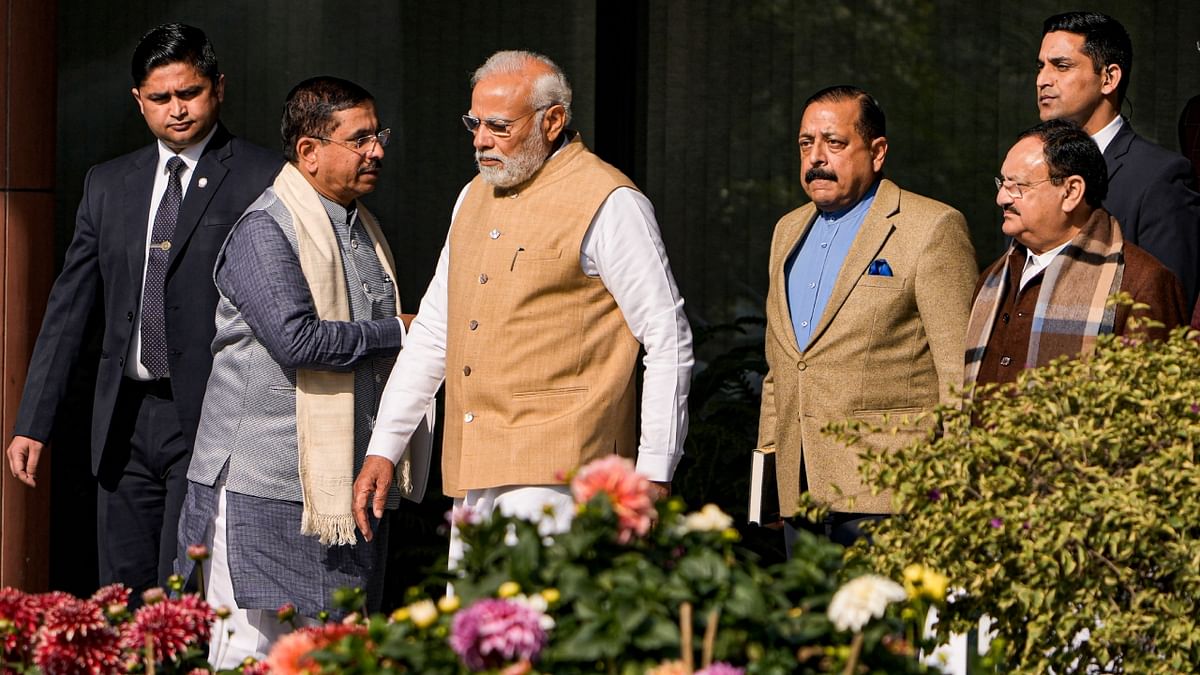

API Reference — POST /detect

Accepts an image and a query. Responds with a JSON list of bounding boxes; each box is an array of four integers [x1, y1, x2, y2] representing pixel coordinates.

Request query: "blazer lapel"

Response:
[[1103, 120, 1133, 183], [124, 146, 158, 291], [167, 125, 232, 273], [770, 205, 817, 359], [805, 179, 900, 349]]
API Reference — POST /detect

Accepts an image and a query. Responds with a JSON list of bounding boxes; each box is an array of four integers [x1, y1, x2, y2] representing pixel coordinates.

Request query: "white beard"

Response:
[[475, 129, 552, 189]]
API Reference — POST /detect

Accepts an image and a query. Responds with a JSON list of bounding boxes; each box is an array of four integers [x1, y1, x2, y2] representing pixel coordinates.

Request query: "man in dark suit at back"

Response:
[[1036, 10, 1200, 307], [4, 23, 282, 597]]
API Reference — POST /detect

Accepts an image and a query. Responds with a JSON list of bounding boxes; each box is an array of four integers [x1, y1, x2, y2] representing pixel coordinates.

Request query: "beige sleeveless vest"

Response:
[[443, 136, 641, 496]]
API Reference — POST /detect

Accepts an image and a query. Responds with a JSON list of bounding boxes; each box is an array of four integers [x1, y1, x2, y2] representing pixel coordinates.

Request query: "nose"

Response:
[[366, 138, 385, 161], [807, 141, 828, 168], [996, 182, 1013, 208], [169, 96, 186, 119], [1036, 64, 1052, 90], [472, 126, 494, 152]]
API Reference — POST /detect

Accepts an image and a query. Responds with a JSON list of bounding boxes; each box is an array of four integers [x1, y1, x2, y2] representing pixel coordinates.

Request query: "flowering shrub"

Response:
[[279, 455, 935, 673], [840, 324, 1200, 672], [0, 584, 213, 674]]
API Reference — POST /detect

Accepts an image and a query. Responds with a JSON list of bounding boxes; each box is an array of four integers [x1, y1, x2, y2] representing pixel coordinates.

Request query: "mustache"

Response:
[[804, 167, 837, 183], [1002, 204, 1020, 216], [475, 152, 505, 164], [358, 160, 382, 174]]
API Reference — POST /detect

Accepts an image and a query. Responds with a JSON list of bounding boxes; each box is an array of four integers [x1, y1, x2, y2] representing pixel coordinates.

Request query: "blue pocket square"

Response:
[[868, 259, 893, 276]]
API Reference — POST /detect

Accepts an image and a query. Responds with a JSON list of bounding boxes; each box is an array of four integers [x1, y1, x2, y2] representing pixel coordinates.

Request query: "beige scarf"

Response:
[[272, 163, 400, 546]]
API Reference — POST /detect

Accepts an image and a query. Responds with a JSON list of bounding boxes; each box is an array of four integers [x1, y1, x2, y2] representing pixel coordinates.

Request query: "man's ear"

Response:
[[870, 135, 889, 173], [131, 87, 146, 116], [1100, 64, 1122, 97], [296, 137, 321, 174], [1061, 175, 1087, 212], [543, 103, 567, 143]]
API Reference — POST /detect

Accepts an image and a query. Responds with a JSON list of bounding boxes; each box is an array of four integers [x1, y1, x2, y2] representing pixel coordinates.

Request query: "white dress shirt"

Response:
[[124, 124, 218, 380], [367, 181, 694, 483], [1091, 114, 1123, 155], [1020, 240, 1072, 290]]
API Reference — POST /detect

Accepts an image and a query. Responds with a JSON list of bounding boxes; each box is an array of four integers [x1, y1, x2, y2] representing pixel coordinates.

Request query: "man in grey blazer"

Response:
[[1036, 11, 1200, 307], [757, 86, 977, 550], [175, 76, 421, 668]]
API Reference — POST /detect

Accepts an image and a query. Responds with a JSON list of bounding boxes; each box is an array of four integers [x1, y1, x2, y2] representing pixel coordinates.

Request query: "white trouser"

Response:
[[202, 484, 317, 669], [447, 485, 575, 573]]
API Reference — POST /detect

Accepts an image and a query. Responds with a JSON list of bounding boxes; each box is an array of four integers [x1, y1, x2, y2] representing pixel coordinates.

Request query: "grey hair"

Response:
[[471, 50, 572, 125]]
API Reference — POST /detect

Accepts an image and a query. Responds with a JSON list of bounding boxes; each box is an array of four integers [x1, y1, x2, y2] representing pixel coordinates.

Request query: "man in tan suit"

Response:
[[355, 50, 693, 558], [758, 85, 977, 548]]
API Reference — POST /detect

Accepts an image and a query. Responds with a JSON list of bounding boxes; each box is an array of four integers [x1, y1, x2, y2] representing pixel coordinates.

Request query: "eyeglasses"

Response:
[[994, 176, 1053, 199], [461, 107, 546, 138], [315, 128, 391, 152]]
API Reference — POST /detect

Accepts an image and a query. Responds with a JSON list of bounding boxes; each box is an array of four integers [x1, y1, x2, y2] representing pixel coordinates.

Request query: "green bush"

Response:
[[840, 325, 1200, 673]]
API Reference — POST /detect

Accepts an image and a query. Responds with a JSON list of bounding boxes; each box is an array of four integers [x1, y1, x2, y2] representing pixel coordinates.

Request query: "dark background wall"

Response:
[[47, 0, 1200, 594]]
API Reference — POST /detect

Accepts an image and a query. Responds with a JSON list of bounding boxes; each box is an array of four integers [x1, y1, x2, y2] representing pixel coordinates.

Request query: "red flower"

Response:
[[89, 584, 130, 610], [120, 594, 213, 663], [32, 598, 121, 675], [571, 455, 655, 544], [0, 587, 41, 661]]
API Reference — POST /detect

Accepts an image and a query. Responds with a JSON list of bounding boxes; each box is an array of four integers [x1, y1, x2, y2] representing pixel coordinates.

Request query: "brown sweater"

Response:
[[974, 242, 1187, 386]]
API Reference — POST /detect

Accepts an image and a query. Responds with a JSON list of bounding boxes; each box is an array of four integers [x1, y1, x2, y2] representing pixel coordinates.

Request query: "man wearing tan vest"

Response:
[[357, 51, 693, 559]]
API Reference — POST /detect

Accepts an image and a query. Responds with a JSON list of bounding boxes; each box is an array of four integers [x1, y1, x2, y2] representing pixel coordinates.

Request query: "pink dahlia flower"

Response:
[[0, 587, 41, 660], [89, 584, 130, 609], [32, 598, 121, 675], [570, 455, 655, 543], [449, 598, 549, 671], [120, 594, 213, 663], [698, 663, 746, 675]]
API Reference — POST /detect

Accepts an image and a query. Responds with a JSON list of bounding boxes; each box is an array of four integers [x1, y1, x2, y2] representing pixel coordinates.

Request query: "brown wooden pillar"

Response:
[[0, 0, 56, 591]]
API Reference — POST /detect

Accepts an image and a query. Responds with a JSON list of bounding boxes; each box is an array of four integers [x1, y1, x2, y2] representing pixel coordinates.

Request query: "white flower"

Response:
[[679, 504, 734, 533], [826, 574, 907, 633], [511, 594, 556, 631], [408, 599, 439, 628]]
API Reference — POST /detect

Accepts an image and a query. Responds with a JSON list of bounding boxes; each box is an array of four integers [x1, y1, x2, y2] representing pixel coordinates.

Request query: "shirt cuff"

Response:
[[635, 452, 678, 483]]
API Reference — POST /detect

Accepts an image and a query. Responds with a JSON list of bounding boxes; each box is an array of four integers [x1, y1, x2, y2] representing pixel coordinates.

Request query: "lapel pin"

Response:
[[197, 177, 208, 188]]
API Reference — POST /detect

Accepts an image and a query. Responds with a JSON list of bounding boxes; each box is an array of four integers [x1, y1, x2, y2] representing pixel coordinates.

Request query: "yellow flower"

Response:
[[540, 588, 561, 605], [497, 581, 521, 598], [902, 563, 949, 602], [390, 607, 410, 623], [408, 599, 438, 628], [437, 595, 461, 613]]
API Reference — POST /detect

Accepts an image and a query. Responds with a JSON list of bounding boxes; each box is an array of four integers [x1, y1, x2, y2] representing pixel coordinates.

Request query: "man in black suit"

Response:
[[4, 23, 282, 596], [1036, 11, 1200, 307]]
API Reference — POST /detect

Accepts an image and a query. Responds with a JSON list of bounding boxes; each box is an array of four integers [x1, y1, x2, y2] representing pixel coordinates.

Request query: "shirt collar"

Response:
[[156, 123, 218, 173], [317, 192, 357, 227], [1090, 115, 1124, 154]]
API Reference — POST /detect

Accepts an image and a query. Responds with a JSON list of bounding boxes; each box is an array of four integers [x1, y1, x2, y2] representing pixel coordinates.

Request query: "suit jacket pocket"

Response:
[[857, 275, 906, 289]]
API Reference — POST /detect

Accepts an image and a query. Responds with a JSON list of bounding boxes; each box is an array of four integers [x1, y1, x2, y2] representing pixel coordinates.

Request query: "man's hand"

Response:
[[6, 436, 45, 488], [353, 456, 395, 542], [649, 481, 672, 501]]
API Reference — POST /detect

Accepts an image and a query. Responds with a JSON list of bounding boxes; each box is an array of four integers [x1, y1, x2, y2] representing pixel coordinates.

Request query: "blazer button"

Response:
[[118, 357, 125, 366], [479, 273, 489, 284], [468, 320, 479, 330], [1002, 313, 1010, 324], [796, 360, 807, 371], [999, 356, 1012, 367], [463, 366, 472, 376], [464, 412, 474, 423], [126, 311, 134, 321]]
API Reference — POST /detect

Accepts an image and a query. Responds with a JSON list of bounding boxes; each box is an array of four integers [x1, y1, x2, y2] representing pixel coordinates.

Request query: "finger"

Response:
[[6, 446, 21, 478], [24, 447, 41, 484], [353, 484, 374, 542], [372, 477, 388, 520]]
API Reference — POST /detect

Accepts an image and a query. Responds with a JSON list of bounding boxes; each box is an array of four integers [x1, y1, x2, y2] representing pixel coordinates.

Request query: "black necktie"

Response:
[[140, 156, 185, 378]]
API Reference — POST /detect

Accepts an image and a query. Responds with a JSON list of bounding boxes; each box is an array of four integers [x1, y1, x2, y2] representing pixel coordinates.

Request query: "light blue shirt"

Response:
[[785, 181, 880, 350]]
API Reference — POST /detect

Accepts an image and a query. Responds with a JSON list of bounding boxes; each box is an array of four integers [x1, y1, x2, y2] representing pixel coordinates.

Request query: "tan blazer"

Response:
[[757, 179, 976, 515]]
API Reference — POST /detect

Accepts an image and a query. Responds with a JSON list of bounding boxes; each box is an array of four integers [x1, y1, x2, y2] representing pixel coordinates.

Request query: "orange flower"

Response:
[[266, 630, 319, 674], [571, 455, 655, 543]]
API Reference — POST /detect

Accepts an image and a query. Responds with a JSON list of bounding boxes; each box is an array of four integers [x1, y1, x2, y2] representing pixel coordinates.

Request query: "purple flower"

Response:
[[989, 518, 1003, 529], [927, 488, 943, 502], [449, 598, 548, 671], [1190, 403, 1199, 415], [697, 663, 745, 675]]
